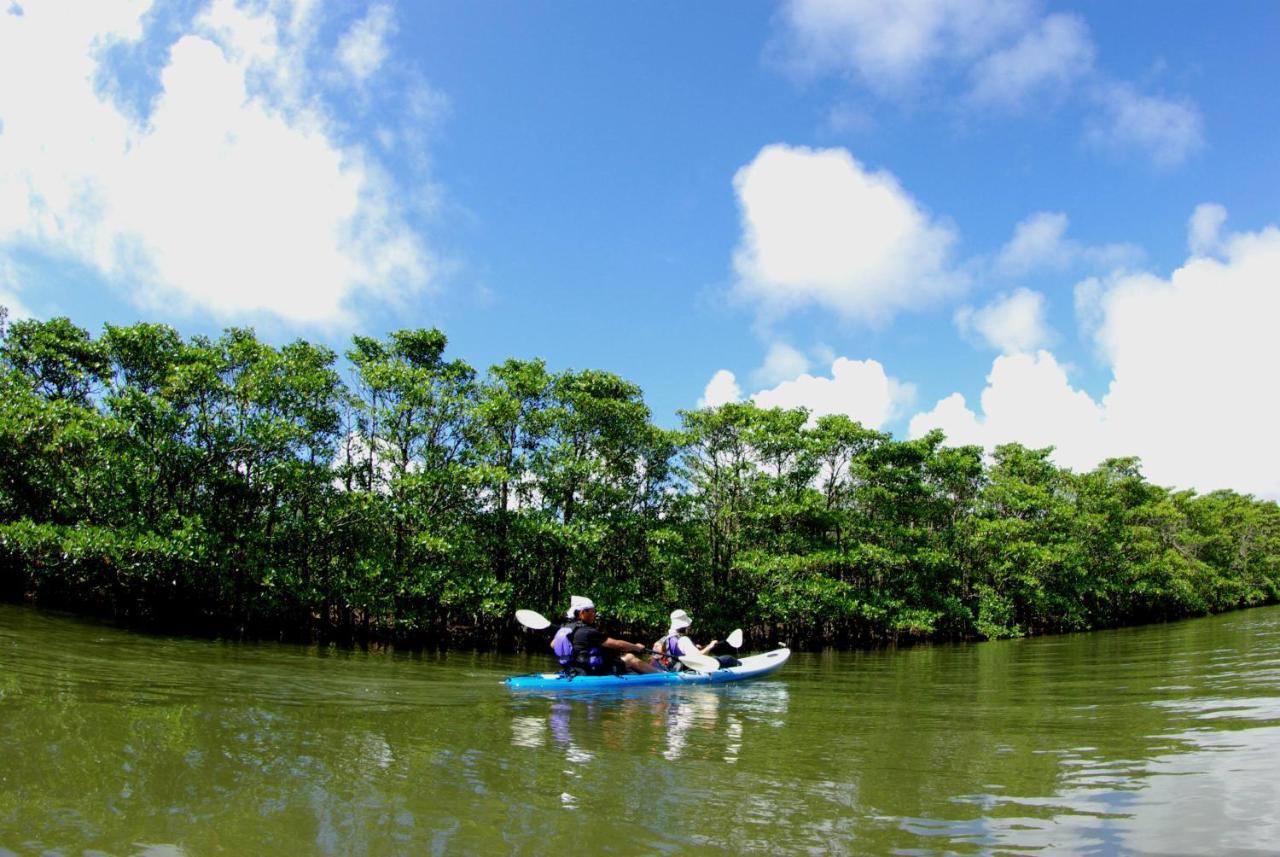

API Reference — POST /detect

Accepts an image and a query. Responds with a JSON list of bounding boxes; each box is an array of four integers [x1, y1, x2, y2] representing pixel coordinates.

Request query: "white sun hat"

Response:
[[669, 609, 692, 631], [567, 595, 595, 617]]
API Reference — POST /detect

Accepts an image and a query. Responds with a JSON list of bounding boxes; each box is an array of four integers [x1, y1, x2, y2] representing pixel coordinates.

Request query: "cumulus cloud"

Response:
[[0, 0, 434, 327], [1086, 82, 1204, 168], [954, 288, 1051, 354], [752, 342, 811, 387], [968, 13, 1094, 108], [699, 369, 743, 409], [913, 211, 1280, 497], [910, 350, 1108, 469], [732, 144, 965, 324], [996, 211, 1141, 276], [699, 353, 914, 430], [752, 357, 915, 429]]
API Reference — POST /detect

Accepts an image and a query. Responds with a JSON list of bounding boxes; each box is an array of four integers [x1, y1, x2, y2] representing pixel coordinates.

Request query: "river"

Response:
[[2, 602, 1278, 855]]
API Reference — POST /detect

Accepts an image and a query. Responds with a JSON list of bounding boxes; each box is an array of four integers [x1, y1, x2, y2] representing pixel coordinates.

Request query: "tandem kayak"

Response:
[[504, 647, 791, 691]]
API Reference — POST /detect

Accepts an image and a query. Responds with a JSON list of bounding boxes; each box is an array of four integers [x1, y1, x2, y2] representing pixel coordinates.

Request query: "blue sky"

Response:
[[2, 1, 1278, 496]]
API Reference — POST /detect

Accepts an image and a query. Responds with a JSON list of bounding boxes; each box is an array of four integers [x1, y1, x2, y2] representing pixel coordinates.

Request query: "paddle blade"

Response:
[[515, 609, 551, 630], [726, 628, 744, 649], [679, 653, 721, 673]]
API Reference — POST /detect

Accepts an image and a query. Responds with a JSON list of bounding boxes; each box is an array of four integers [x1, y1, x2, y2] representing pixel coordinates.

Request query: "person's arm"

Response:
[[679, 635, 718, 656], [602, 636, 648, 655]]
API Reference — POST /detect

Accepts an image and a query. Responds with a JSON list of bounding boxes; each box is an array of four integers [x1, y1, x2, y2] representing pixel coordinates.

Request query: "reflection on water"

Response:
[[3, 603, 1280, 854], [511, 682, 790, 761]]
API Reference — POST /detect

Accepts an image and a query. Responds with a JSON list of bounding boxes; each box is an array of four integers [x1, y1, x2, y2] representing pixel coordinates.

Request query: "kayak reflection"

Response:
[[509, 682, 791, 767]]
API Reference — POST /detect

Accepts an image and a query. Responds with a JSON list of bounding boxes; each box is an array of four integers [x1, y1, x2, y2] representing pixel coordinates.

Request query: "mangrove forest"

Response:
[[2, 310, 1278, 649]]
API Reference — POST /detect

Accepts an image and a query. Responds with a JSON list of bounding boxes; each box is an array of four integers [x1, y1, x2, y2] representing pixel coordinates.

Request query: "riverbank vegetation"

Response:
[[3, 312, 1278, 649]]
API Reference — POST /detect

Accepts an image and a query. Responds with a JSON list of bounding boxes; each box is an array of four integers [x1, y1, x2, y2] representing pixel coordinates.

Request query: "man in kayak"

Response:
[[652, 609, 718, 671], [570, 599, 662, 675]]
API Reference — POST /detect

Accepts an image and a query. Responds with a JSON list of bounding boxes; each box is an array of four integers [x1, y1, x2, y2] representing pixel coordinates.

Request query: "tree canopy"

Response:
[[3, 315, 1278, 649]]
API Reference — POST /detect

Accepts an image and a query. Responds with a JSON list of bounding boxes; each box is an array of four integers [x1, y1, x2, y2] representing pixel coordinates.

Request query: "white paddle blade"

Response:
[[673, 635, 718, 673], [726, 628, 744, 649], [679, 653, 721, 673], [515, 609, 551, 630]]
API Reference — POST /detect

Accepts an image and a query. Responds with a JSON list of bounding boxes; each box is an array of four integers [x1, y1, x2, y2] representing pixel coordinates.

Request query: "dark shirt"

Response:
[[570, 624, 607, 653], [570, 625, 621, 675]]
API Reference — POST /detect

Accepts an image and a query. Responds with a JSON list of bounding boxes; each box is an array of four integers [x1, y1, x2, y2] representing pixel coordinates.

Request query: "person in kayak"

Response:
[[550, 595, 591, 671], [652, 609, 718, 672], [570, 599, 661, 675]]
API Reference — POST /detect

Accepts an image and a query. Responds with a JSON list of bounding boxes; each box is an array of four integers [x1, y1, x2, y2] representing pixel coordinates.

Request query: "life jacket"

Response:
[[570, 625, 607, 671], [658, 632, 686, 671], [551, 621, 580, 668]]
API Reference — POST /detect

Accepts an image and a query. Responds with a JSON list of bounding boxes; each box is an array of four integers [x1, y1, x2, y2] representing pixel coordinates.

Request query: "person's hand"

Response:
[[709, 639, 719, 648], [633, 644, 648, 655]]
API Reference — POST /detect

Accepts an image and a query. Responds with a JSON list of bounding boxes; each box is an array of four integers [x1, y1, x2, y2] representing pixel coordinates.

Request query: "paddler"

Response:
[[652, 609, 719, 671], [569, 599, 661, 675]]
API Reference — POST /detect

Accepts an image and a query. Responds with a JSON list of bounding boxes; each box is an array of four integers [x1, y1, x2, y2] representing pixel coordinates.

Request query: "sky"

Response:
[[2, 0, 1279, 497]]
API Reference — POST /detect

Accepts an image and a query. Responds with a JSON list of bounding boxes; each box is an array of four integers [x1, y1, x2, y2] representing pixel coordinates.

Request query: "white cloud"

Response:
[[997, 212, 1075, 274], [913, 211, 1280, 497], [752, 356, 915, 430], [910, 350, 1108, 469], [1072, 274, 1107, 339], [752, 342, 811, 387], [698, 353, 916, 430], [1093, 225, 1280, 496], [0, 291, 31, 323], [776, 1, 1204, 170], [0, 258, 32, 321], [337, 3, 395, 86], [1087, 82, 1204, 168], [968, 13, 1094, 108], [954, 288, 1051, 354], [0, 0, 433, 327], [997, 211, 1141, 276], [778, 0, 1032, 94], [732, 144, 965, 323], [699, 369, 742, 409], [1188, 203, 1227, 257]]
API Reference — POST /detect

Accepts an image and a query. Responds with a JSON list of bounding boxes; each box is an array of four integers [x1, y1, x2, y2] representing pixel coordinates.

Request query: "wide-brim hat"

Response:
[[669, 609, 692, 631]]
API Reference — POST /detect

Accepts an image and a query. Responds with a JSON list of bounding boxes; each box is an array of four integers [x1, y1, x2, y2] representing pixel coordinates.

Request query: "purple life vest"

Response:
[[552, 623, 578, 667], [661, 633, 686, 671]]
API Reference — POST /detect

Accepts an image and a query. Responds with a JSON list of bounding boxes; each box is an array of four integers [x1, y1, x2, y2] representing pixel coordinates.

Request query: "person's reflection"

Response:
[[661, 690, 720, 761], [723, 714, 743, 764], [510, 701, 594, 765], [548, 700, 594, 764], [512, 684, 788, 769]]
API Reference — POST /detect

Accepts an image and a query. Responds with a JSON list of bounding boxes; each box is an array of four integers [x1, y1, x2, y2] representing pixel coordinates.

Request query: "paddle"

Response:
[[514, 609, 720, 673], [726, 628, 743, 649], [514, 609, 551, 630]]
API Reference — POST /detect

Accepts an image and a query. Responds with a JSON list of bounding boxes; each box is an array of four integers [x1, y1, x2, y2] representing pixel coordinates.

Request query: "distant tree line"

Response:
[[2, 311, 1278, 649]]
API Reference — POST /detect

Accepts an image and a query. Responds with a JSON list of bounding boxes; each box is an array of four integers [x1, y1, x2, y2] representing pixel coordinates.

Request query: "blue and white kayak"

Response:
[[504, 647, 791, 691]]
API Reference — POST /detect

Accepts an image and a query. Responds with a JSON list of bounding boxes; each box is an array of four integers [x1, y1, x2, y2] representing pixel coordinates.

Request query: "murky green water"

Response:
[[2, 603, 1279, 855]]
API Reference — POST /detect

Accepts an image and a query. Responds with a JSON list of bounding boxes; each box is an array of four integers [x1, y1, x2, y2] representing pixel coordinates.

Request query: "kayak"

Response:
[[504, 647, 791, 691]]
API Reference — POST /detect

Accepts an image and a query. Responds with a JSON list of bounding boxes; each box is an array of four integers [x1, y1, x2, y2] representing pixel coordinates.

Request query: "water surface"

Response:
[[2, 603, 1278, 854]]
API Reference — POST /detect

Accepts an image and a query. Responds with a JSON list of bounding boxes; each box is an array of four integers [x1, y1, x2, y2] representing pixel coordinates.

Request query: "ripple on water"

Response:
[[4, 603, 1280, 854]]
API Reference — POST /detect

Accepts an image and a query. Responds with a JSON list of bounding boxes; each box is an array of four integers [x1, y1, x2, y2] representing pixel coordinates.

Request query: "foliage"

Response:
[[3, 314, 1279, 648]]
